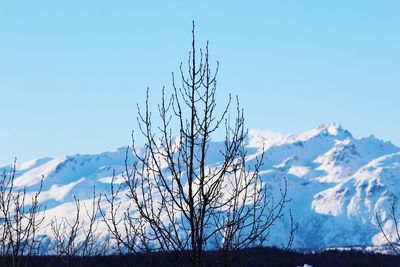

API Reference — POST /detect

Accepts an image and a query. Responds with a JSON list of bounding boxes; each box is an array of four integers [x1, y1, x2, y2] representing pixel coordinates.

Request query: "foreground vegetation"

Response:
[[0, 247, 399, 267]]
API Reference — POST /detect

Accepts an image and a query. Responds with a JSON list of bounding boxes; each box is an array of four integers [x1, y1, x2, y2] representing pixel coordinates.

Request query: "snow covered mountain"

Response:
[[2, 123, 400, 251]]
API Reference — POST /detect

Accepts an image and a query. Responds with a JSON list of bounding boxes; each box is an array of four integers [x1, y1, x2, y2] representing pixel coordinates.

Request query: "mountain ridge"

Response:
[[2, 123, 400, 252]]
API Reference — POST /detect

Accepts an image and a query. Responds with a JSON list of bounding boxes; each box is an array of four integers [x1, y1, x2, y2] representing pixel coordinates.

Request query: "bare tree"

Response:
[[50, 190, 105, 267], [376, 196, 400, 254], [104, 22, 292, 267], [0, 159, 45, 267], [100, 171, 146, 256]]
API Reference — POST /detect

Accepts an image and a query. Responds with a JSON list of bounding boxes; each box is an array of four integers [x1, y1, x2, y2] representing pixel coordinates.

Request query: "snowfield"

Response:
[[2, 123, 400, 252]]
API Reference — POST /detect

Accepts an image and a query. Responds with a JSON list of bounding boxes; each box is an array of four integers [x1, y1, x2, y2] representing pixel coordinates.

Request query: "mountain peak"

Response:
[[296, 122, 352, 142], [318, 122, 343, 135], [246, 123, 353, 149]]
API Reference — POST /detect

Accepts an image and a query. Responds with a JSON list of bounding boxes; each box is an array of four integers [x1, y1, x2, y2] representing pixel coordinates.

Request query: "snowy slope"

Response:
[[3, 123, 400, 251]]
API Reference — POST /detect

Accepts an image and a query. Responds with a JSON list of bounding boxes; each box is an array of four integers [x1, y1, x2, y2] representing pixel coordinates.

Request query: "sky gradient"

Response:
[[1, 1, 399, 165]]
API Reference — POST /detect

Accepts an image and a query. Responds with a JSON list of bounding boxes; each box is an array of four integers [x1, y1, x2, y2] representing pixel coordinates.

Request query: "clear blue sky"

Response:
[[1, 1, 399, 165]]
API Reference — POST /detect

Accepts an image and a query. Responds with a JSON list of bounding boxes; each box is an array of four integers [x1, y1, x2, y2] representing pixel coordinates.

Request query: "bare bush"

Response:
[[104, 22, 292, 267], [0, 159, 45, 267], [376, 196, 400, 254], [51, 190, 106, 267]]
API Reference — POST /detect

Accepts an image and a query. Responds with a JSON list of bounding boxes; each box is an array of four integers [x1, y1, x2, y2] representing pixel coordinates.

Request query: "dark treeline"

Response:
[[0, 247, 399, 267]]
